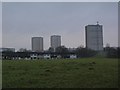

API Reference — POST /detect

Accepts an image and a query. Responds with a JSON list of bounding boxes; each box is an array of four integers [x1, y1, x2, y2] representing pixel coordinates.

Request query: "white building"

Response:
[[30, 54, 43, 59], [51, 35, 61, 51], [44, 54, 51, 59], [85, 23, 103, 51], [70, 55, 77, 59], [31, 37, 43, 52]]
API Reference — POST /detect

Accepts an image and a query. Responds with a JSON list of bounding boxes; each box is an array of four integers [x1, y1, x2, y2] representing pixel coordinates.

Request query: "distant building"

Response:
[[0, 48, 15, 52], [85, 22, 103, 51], [51, 35, 61, 51], [70, 54, 77, 59], [31, 37, 43, 52]]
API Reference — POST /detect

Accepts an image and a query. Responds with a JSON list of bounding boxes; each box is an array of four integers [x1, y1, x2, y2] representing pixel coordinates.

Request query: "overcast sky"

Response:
[[2, 2, 118, 50], [0, 2, 1, 48], [1, 0, 119, 2]]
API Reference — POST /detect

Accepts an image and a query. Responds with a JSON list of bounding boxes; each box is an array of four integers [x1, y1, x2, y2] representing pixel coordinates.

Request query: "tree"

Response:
[[18, 48, 32, 52], [104, 47, 118, 58], [118, 47, 120, 58], [18, 48, 27, 52], [55, 46, 69, 58], [48, 47, 54, 53], [75, 47, 97, 58]]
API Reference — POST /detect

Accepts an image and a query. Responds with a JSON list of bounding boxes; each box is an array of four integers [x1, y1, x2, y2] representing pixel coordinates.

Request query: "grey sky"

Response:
[[2, 2, 118, 50], [0, 2, 1, 48], [1, 0, 119, 2]]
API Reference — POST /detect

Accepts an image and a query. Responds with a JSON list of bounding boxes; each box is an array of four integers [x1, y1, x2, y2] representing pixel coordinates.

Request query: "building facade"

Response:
[[32, 37, 43, 52], [51, 35, 61, 51], [85, 23, 103, 51], [0, 48, 15, 52]]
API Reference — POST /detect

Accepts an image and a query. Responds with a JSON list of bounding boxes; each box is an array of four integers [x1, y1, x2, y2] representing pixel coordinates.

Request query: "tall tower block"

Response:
[[51, 35, 61, 51], [32, 37, 43, 52], [85, 23, 103, 51]]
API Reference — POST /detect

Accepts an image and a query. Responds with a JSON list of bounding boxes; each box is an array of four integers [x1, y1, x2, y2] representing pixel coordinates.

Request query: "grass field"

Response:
[[2, 58, 118, 88]]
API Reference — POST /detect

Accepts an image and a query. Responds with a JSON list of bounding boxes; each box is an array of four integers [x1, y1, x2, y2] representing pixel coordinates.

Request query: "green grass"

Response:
[[2, 58, 118, 88]]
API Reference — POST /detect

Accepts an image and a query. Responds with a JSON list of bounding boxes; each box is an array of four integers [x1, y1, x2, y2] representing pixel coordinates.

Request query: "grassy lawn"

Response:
[[2, 58, 118, 88]]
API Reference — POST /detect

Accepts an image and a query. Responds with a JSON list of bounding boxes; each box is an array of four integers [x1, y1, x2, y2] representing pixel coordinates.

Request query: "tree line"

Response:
[[1, 46, 119, 60]]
